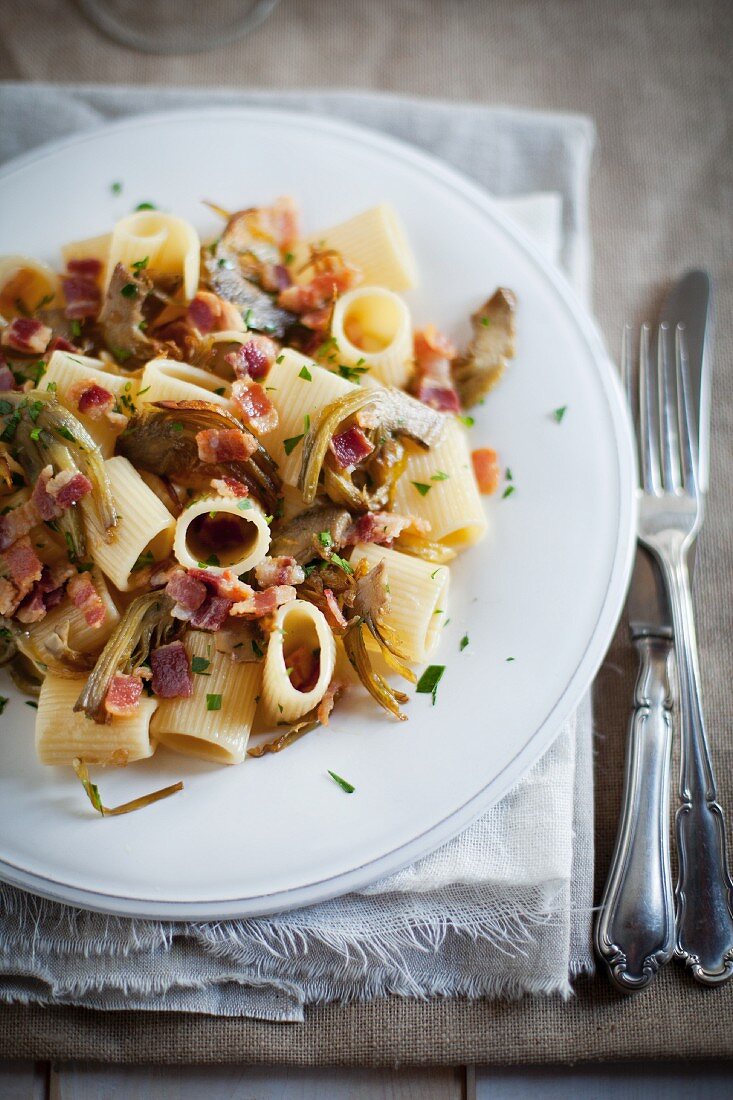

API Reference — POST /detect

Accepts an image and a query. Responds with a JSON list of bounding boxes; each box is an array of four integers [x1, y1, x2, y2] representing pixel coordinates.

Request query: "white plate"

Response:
[[0, 108, 635, 919]]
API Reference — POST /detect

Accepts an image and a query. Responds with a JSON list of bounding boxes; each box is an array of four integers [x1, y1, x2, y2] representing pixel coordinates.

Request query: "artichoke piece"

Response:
[[247, 714, 320, 757], [117, 400, 281, 513], [0, 389, 117, 559], [73, 758, 183, 817], [452, 288, 517, 408], [205, 252, 294, 337], [298, 387, 445, 508], [0, 614, 92, 679], [269, 503, 351, 565], [74, 590, 178, 724], [393, 531, 457, 565], [8, 651, 44, 697], [342, 561, 415, 721]]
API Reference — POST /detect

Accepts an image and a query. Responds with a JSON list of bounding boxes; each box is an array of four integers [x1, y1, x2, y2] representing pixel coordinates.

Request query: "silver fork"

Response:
[[624, 321, 733, 985]]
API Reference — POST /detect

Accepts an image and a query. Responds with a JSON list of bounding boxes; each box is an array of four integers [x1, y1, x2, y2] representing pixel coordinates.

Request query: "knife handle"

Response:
[[595, 634, 675, 991]]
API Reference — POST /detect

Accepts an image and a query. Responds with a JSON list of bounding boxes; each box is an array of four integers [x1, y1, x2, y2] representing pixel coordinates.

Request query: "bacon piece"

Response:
[[47, 335, 79, 354], [210, 476, 249, 499], [104, 673, 143, 716], [254, 555, 305, 589], [278, 254, 360, 330], [413, 325, 461, 414], [1, 536, 43, 611], [150, 640, 193, 698], [1, 317, 52, 355], [230, 376, 278, 434], [0, 498, 39, 550], [62, 274, 101, 321], [0, 364, 16, 391], [190, 594, 233, 631], [323, 587, 348, 630], [230, 584, 296, 618], [225, 334, 279, 381], [46, 469, 93, 509], [329, 425, 374, 472], [195, 427, 258, 465], [166, 570, 207, 611], [67, 258, 102, 280], [471, 448, 501, 494], [70, 380, 115, 419], [16, 561, 75, 624], [344, 511, 426, 546], [285, 644, 319, 693], [67, 571, 106, 627], [187, 569, 251, 602], [187, 290, 244, 335]]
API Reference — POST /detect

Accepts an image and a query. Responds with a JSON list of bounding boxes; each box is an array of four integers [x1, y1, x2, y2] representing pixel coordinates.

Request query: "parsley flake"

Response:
[[337, 363, 369, 383], [131, 256, 150, 273], [457, 414, 475, 428], [298, 365, 312, 382], [328, 770, 355, 795], [191, 656, 211, 675], [283, 433, 305, 456], [134, 202, 156, 211], [480, 316, 491, 327], [131, 550, 154, 572], [206, 693, 222, 711], [25, 701, 38, 709], [553, 405, 568, 423], [111, 181, 123, 195], [237, 498, 253, 511], [416, 664, 445, 705], [120, 283, 138, 299], [460, 635, 469, 652], [412, 482, 431, 497], [502, 485, 516, 499], [276, 354, 285, 364], [431, 471, 449, 481]]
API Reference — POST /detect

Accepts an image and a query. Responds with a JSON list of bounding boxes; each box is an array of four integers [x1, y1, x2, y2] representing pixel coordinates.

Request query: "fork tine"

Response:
[[676, 324, 699, 495], [658, 323, 681, 492], [639, 322, 661, 494], [621, 323, 634, 415]]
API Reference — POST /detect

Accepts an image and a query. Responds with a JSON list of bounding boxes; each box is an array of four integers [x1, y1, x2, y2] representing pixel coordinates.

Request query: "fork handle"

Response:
[[660, 549, 733, 985], [595, 634, 675, 991]]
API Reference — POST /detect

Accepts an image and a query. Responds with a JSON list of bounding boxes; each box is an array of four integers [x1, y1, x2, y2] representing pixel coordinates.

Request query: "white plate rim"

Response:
[[0, 106, 636, 919]]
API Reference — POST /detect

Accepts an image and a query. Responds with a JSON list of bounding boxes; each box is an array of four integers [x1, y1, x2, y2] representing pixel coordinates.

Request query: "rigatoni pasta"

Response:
[[151, 630, 260, 764], [0, 192, 514, 814]]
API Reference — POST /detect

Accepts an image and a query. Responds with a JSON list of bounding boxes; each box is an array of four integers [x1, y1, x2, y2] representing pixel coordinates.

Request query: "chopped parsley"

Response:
[[198, 554, 220, 568], [431, 471, 449, 481], [30, 427, 41, 441], [283, 414, 310, 455], [0, 697, 7, 715], [328, 770, 355, 795], [191, 656, 211, 675], [430, 568, 442, 580], [505, 468, 513, 481], [134, 201, 156, 211], [251, 639, 264, 659], [318, 530, 333, 548], [506, 656, 515, 662], [337, 363, 369, 383], [457, 414, 475, 428], [110, 346, 132, 363], [56, 425, 76, 442], [284, 251, 295, 264], [553, 405, 568, 423], [170, 421, 184, 433], [416, 664, 445, 705], [237, 498, 253, 511], [206, 693, 222, 711], [111, 181, 123, 195], [460, 635, 469, 652], [480, 316, 491, 327], [120, 283, 138, 299], [298, 365, 312, 382], [411, 482, 431, 497], [330, 553, 353, 574], [502, 485, 516, 499], [25, 701, 38, 709], [244, 308, 254, 327], [214, 387, 226, 396], [276, 354, 285, 364], [70, 320, 82, 338], [137, 385, 150, 396], [131, 256, 149, 273]]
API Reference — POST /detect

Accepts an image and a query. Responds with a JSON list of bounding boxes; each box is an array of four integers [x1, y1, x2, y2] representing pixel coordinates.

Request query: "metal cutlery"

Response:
[[598, 270, 733, 989]]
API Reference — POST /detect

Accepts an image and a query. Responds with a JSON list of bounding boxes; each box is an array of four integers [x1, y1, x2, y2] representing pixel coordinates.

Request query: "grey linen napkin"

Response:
[[0, 85, 596, 1019]]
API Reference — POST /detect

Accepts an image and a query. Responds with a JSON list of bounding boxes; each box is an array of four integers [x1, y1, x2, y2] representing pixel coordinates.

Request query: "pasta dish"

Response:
[[0, 197, 516, 812]]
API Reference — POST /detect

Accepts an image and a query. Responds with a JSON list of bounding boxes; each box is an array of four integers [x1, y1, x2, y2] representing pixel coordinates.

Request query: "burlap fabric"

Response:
[[0, 0, 731, 1066]]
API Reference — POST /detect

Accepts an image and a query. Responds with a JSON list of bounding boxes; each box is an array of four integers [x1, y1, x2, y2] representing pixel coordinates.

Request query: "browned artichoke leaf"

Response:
[[452, 288, 517, 408]]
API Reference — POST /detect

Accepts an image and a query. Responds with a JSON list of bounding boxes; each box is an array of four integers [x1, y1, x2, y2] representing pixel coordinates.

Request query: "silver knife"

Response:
[[595, 543, 676, 991], [595, 271, 712, 992]]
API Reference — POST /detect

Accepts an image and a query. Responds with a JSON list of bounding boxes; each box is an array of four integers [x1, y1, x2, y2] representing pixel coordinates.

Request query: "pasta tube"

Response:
[[106, 211, 200, 299], [139, 358, 230, 407], [60, 233, 110, 277], [43, 350, 133, 457], [350, 541, 449, 663], [392, 416, 488, 549], [173, 494, 270, 575], [82, 456, 176, 591], [258, 348, 356, 486], [330, 286, 413, 388], [261, 599, 336, 723], [36, 674, 157, 767], [292, 204, 418, 291], [151, 630, 260, 764]]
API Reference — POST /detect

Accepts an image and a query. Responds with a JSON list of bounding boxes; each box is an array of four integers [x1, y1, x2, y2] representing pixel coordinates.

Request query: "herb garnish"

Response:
[[276, 354, 285, 364], [298, 365, 312, 382], [131, 256, 149, 273], [337, 363, 369, 383], [553, 406, 568, 423], [328, 770, 355, 794], [206, 693, 222, 711], [502, 485, 515, 499], [416, 664, 445, 705], [134, 202, 156, 211], [457, 414, 475, 428], [412, 482, 431, 497], [111, 181, 123, 195], [120, 283, 138, 299], [191, 656, 211, 676], [73, 758, 183, 817], [25, 701, 38, 709], [237, 498, 253, 511], [431, 471, 449, 481], [131, 550, 154, 572], [460, 635, 469, 651]]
